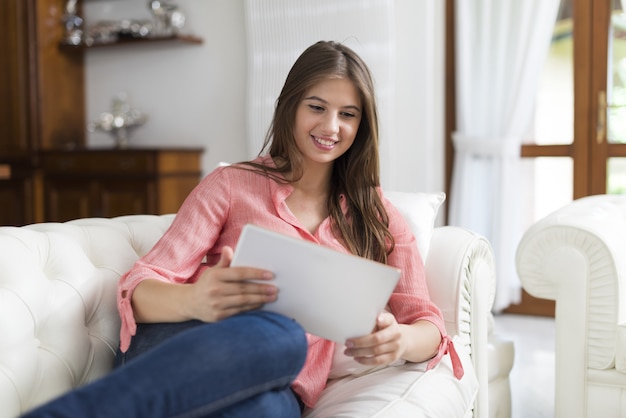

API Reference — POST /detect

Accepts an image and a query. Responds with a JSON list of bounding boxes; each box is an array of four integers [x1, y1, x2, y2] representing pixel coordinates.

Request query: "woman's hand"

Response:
[[344, 312, 441, 366], [184, 246, 278, 322], [131, 246, 278, 324], [343, 312, 406, 366]]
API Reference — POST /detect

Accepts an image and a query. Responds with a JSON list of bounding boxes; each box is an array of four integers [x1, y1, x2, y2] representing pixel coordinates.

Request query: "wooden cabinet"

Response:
[[42, 148, 203, 222], [0, 160, 42, 226], [0, 0, 86, 153], [1, 0, 86, 225], [0, 0, 205, 225]]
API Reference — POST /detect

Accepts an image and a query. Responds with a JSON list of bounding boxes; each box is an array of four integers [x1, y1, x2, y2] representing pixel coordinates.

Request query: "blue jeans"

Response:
[[22, 311, 307, 418]]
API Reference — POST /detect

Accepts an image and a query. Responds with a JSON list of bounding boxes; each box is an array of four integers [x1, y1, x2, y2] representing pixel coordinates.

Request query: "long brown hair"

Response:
[[244, 40, 394, 263]]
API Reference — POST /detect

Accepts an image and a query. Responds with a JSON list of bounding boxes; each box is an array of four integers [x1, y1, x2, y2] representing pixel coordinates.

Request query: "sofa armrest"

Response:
[[516, 194, 626, 417], [425, 226, 496, 418]]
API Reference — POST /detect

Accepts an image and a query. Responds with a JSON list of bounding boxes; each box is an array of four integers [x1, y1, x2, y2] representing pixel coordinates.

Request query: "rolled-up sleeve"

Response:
[[117, 167, 232, 352]]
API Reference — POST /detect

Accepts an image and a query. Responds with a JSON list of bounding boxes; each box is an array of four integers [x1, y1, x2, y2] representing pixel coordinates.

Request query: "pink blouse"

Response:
[[117, 155, 462, 407]]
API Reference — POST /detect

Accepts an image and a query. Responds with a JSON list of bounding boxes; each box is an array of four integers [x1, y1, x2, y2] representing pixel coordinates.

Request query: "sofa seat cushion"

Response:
[[586, 368, 626, 417], [303, 337, 477, 418]]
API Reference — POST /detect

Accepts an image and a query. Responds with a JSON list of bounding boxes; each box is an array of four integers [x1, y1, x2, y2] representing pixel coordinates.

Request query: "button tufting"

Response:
[[0, 215, 176, 416]]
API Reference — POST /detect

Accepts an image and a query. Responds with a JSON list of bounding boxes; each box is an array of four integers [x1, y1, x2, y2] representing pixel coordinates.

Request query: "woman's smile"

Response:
[[312, 135, 338, 149]]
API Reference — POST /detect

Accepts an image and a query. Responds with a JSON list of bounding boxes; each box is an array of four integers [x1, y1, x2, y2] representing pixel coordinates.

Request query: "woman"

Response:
[[23, 40, 460, 418]]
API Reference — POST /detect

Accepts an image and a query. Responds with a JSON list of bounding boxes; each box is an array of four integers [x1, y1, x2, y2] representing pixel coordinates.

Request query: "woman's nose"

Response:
[[320, 113, 340, 134]]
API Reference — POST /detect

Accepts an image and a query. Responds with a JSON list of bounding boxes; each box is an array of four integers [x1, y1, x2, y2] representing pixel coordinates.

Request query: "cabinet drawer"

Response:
[[43, 153, 154, 174]]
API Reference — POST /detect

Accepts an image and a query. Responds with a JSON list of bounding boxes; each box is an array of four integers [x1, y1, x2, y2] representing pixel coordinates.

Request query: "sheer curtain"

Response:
[[449, 0, 560, 311]]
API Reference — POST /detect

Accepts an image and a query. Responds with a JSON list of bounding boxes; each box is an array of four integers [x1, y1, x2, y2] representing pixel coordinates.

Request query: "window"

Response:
[[445, 0, 626, 315]]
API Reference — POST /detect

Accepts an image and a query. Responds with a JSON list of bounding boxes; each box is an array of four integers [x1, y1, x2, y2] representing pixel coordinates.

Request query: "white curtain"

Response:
[[244, 0, 395, 168], [450, 0, 560, 312]]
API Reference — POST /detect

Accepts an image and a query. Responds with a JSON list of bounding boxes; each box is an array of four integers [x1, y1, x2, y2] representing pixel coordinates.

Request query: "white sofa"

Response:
[[516, 194, 626, 418], [0, 191, 512, 418]]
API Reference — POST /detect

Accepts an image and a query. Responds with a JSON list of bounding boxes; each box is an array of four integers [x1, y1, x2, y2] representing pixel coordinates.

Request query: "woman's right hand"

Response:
[[184, 246, 278, 322]]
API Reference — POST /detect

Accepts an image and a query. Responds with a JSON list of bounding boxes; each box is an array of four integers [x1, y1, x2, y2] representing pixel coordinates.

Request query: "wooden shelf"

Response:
[[60, 34, 203, 50]]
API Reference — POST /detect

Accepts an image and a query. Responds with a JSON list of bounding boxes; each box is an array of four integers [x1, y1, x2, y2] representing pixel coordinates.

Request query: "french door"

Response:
[[446, 0, 626, 315], [591, 0, 626, 195], [521, 0, 626, 199]]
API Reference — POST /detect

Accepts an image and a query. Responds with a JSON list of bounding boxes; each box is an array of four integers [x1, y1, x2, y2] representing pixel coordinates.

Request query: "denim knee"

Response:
[[238, 311, 308, 368]]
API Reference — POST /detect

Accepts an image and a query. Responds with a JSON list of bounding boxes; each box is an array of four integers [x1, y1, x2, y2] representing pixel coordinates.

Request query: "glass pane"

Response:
[[521, 157, 573, 227], [608, 3, 626, 144], [532, 0, 574, 145], [607, 157, 626, 193]]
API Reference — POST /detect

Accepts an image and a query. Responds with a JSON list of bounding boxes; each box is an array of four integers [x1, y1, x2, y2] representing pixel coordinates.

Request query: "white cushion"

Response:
[[384, 191, 446, 261], [304, 337, 478, 418]]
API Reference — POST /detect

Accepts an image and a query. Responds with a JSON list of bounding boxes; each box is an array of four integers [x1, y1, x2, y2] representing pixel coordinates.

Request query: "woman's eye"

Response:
[[341, 111, 356, 118], [308, 104, 324, 112]]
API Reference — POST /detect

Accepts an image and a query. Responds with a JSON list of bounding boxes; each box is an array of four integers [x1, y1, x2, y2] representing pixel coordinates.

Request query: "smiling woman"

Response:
[[21, 40, 460, 418]]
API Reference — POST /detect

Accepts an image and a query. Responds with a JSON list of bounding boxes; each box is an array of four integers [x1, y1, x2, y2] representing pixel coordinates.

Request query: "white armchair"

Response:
[[516, 194, 626, 418], [0, 192, 512, 417]]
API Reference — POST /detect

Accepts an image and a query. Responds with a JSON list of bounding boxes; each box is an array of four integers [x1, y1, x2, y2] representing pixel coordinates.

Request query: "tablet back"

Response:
[[231, 224, 401, 343]]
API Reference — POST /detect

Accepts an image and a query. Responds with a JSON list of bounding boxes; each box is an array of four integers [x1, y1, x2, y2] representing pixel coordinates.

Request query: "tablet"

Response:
[[231, 224, 401, 343]]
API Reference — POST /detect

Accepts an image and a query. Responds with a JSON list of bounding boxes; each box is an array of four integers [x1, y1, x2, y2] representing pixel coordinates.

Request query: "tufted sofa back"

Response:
[[0, 215, 174, 418]]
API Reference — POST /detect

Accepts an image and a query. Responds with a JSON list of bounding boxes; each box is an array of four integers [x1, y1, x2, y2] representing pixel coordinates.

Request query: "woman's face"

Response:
[[292, 77, 362, 168]]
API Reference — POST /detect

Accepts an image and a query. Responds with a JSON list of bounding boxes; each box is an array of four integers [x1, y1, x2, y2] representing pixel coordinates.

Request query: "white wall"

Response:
[[393, 1, 445, 193], [84, 0, 248, 171], [84, 0, 444, 194]]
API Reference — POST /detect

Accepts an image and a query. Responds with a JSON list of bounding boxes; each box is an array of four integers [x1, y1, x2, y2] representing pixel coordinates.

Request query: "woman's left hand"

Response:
[[343, 312, 406, 366]]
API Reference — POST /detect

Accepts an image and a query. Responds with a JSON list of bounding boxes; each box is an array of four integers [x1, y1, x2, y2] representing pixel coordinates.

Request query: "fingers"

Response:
[[189, 279, 277, 322], [206, 292, 273, 321], [189, 253, 277, 322], [344, 313, 402, 365], [373, 311, 394, 331], [202, 270, 277, 298], [217, 281, 278, 305], [213, 265, 274, 284], [213, 246, 274, 284], [215, 245, 234, 268]]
